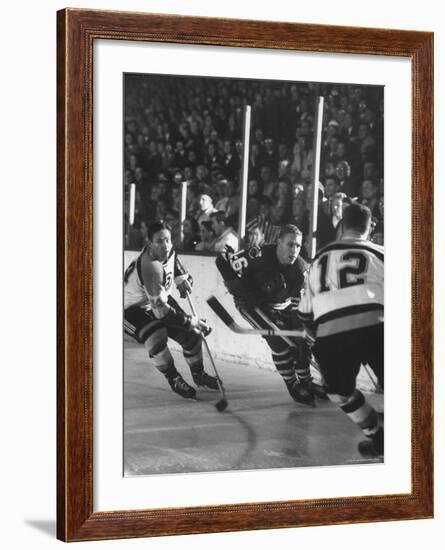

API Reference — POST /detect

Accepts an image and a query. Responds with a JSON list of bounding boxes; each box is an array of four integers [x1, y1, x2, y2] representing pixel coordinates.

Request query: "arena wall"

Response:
[[124, 251, 379, 392]]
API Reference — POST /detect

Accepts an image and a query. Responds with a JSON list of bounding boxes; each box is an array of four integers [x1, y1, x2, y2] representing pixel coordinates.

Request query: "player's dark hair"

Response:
[[147, 220, 171, 241], [342, 202, 372, 234], [278, 224, 302, 240]]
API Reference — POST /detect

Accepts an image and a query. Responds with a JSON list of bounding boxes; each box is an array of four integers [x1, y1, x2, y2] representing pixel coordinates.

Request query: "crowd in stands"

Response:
[[124, 74, 384, 255]]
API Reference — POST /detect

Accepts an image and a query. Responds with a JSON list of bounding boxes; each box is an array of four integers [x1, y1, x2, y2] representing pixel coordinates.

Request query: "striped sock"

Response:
[[339, 390, 380, 436], [272, 349, 297, 385]]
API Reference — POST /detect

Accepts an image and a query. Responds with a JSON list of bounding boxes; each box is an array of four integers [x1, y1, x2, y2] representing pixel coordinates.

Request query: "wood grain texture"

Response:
[[57, 8, 434, 542]]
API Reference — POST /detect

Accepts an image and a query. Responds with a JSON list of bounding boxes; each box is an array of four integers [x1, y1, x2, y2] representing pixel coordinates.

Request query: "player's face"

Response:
[[276, 233, 302, 265], [149, 229, 172, 262]]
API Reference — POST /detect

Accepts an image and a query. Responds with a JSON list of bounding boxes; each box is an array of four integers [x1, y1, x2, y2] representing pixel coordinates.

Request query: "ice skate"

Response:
[[286, 379, 315, 406], [168, 374, 196, 399], [358, 427, 384, 458], [192, 371, 219, 391], [303, 379, 328, 400]]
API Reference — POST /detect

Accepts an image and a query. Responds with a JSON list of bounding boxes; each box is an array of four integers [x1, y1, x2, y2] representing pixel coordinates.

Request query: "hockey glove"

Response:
[[190, 316, 212, 336], [176, 274, 193, 299]]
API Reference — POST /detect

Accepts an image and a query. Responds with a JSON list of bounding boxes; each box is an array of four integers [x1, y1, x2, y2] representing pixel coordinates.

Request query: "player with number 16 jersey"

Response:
[[217, 224, 327, 405]]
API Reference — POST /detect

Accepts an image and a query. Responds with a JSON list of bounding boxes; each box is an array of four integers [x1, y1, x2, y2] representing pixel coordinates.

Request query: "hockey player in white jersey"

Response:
[[124, 221, 218, 399], [298, 202, 384, 458]]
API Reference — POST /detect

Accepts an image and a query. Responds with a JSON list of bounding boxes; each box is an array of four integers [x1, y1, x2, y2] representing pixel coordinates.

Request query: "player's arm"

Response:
[[297, 275, 317, 344], [140, 258, 206, 332], [174, 254, 193, 298], [215, 247, 256, 309]]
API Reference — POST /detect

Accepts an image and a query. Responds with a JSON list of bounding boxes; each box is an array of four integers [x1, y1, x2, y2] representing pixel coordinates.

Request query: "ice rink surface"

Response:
[[124, 341, 383, 477]]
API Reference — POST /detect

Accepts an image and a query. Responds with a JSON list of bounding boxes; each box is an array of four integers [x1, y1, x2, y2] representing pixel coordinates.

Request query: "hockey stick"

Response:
[[253, 305, 379, 394], [184, 292, 228, 412], [207, 296, 305, 338], [253, 307, 379, 393], [361, 363, 380, 392], [252, 307, 322, 376]]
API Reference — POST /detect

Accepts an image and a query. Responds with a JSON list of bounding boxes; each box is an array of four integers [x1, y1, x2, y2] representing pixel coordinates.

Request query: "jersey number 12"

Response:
[[319, 251, 369, 292]]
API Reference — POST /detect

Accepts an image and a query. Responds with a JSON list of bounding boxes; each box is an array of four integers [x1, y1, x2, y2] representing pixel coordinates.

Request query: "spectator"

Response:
[[358, 123, 376, 158], [170, 185, 182, 213], [221, 140, 241, 180], [323, 160, 337, 179], [371, 196, 384, 245], [291, 136, 313, 177], [174, 140, 187, 169], [247, 196, 281, 244], [360, 179, 380, 217], [205, 141, 223, 175], [246, 195, 260, 225], [164, 210, 180, 247], [363, 160, 377, 181], [183, 165, 195, 183], [259, 165, 276, 198], [196, 193, 217, 225], [276, 180, 292, 220], [336, 159, 355, 197], [215, 180, 229, 212], [155, 199, 168, 221], [248, 178, 261, 199], [123, 75, 384, 252], [249, 143, 261, 179], [139, 219, 150, 248], [216, 179, 239, 222], [157, 174, 169, 195], [259, 137, 278, 170], [195, 221, 215, 252], [246, 225, 265, 248], [317, 192, 346, 249], [195, 164, 209, 191], [209, 211, 240, 253], [270, 204, 287, 225], [290, 194, 310, 244], [320, 175, 341, 216], [291, 182, 305, 200], [182, 216, 200, 251]]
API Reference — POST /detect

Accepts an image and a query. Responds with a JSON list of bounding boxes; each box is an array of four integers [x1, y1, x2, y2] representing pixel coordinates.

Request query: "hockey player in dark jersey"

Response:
[[216, 224, 326, 405], [124, 221, 219, 399]]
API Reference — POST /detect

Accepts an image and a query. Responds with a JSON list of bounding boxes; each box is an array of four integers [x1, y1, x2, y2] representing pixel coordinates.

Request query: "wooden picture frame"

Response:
[[57, 8, 434, 542]]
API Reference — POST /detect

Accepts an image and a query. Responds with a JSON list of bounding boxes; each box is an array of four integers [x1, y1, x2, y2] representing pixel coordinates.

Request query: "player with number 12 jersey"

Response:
[[299, 237, 383, 339], [298, 203, 384, 459]]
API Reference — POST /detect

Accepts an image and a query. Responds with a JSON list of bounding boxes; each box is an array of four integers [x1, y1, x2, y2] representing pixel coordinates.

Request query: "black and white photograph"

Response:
[[122, 73, 385, 477], [1, 0, 441, 545]]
